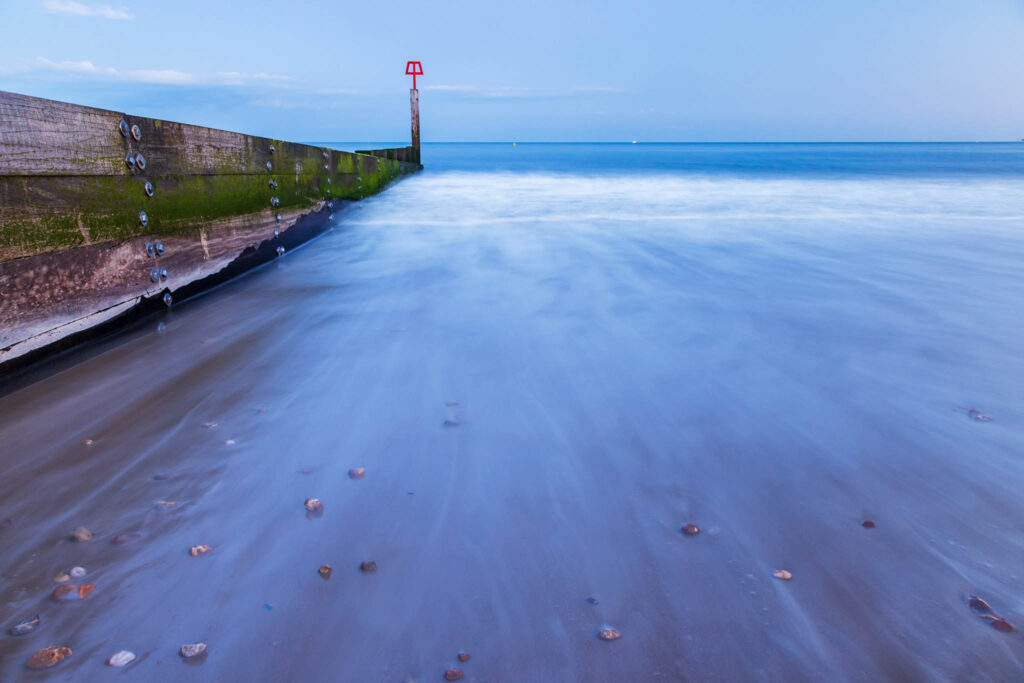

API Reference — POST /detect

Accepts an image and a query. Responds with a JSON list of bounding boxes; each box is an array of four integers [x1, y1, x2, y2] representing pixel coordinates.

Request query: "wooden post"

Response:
[[410, 88, 420, 165]]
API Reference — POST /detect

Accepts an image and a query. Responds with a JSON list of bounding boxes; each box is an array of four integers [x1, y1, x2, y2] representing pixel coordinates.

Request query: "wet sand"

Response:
[[2, 166, 1024, 680]]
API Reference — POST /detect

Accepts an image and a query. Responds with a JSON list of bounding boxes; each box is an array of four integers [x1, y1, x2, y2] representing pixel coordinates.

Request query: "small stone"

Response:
[[681, 523, 700, 536], [53, 572, 70, 583], [457, 652, 470, 662], [360, 561, 377, 573], [988, 617, 1016, 633], [967, 595, 994, 615], [113, 533, 142, 544], [304, 498, 323, 512], [967, 409, 993, 422], [69, 566, 86, 578], [318, 564, 332, 579], [445, 670, 464, 681], [26, 646, 72, 669], [773, 569, 793, 581], [224, 439, 236, 445], [585, 597, 599, 605], [190, 545, 212, 557], [72, 527, 93, 542], [180, 643, 207, 658], [861, 519, 876, 528], [107, 650, 136, 667], [7, 615, 40, 636], [203, 422, 218, 429], [156, 500, 177, 508], [598, 628, 621, 641], [52, 584, 78, 602], [348, 467, 366, 479], [84, 439, 94, 446], [78, 584, 95, 599]]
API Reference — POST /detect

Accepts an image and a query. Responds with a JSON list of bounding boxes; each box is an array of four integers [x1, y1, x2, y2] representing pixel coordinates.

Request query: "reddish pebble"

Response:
[[360, 561, 377, 573], [113, 533, 142, 545], [318, 565, 332, 579], [861, 519, 876, 528], [304, 498, 323, 512], [72, 527, 93, 542], [598, 628, 621, 641], [445, 670, 464, 681], [990, 617, 1016, 633], [190, 545, 212, 557], [52, 584, 78, 602], [26, 646, 72, 669], [681, 523, 700, 536], [457, 652, 470, 662], [968, 596, 994, 615], [348, 467, 366, 479], [77, 584, 95, 599]]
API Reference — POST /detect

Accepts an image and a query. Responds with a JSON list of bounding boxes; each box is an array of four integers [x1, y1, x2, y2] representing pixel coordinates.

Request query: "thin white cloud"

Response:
[[33, 57, 292, 86], [41, 0, 133, 20]]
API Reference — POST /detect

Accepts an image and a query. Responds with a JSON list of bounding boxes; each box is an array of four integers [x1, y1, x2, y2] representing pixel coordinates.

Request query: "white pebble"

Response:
[[180, 643, 207, 658], [69, 566, 86, 578], [107, 650, 136, 667]]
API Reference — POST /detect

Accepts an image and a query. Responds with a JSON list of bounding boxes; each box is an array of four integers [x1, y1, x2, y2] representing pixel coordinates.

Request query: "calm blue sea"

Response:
[[3, 143, 1023, 680]]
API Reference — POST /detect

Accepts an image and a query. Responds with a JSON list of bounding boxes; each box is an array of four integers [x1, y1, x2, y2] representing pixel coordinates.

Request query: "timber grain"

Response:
[[0, 90, 420, 374]]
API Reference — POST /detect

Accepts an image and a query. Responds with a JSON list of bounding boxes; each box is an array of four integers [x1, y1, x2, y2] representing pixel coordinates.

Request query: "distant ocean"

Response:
[[3, 142, 1023, 679]]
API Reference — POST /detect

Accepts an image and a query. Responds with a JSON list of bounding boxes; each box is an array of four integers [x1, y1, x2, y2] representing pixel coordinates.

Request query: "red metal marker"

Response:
[[405, 61, 423, 90]]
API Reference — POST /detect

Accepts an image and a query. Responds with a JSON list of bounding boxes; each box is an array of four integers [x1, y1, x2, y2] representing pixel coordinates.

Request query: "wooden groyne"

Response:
[[0, 90, 421, 374]]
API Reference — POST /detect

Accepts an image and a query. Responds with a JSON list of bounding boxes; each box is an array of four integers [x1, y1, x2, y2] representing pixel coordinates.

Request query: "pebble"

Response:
[[773, 569, 793, 581], [78, 584, 95, 599], [52, 584, 78, 602], [967, 409, 993, 422], [113, 533, 142, 545], [69, 566, 86, 578], [203, 422, 218, 429], [967, 595, 994, 615], [84, 439, 94, 447], [861, 520, 876, 528], [348, 467, 366, 479], [585, 597, 599, 605], [457, 652, 471, 662], [360, 561, 378, 573], [318, 564, 332, 579], [72, 527, 93, 542], [53, 572, 70, 583], [445, 669, 464, 680], [180, 643, 207, 658], [224, 439, 236, 445], [107, 650, 136, 667], [681, 523, 700, 536], [26, 646, 72, 669], [987, 617, 1016, 633], [598, 628, 621, 641], [156, 501, 178, 508], [7, 615, 40, 636], [190, 545, 212, 557], [304, 498, 323, 512]]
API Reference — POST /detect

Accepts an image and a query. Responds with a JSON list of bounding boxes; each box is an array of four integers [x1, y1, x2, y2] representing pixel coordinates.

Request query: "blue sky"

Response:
[[1, 0, 1022, 142]]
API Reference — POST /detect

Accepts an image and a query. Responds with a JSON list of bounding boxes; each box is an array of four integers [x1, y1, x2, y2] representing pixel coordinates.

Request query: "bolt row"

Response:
[[120, 117, 171, 307]]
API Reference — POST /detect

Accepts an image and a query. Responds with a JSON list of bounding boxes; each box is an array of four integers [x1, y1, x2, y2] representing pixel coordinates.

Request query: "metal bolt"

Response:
[[273, 228, 280, 237], [358, 185, 362, 190], [266, 161, 273, 171], [145, 242, 155, 257], [322, 151, 328, 159], [269, 179, 278, 190], [149, 267, 160, 283], [130, 124, 141, 141], [327, 177, 331, 184], [326, 189, 331, 195], [269, 144, 275, 153], [119, 120, 130, 136], [276, 245, 285, 256], [327, 201, 333, 208], [357, 176, 362, 181], [139, 210, 149, 227], [160, 267, 168, 281], [144, 181, 154, 197], [270, 197, 280, 207], [275, 213, 282, 221], [135, 153, 146, 170], [163, 292, 173, 307], [125, 153, 136, 170], [154, 240, 164, 255], [324, 164, 329, 170]]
